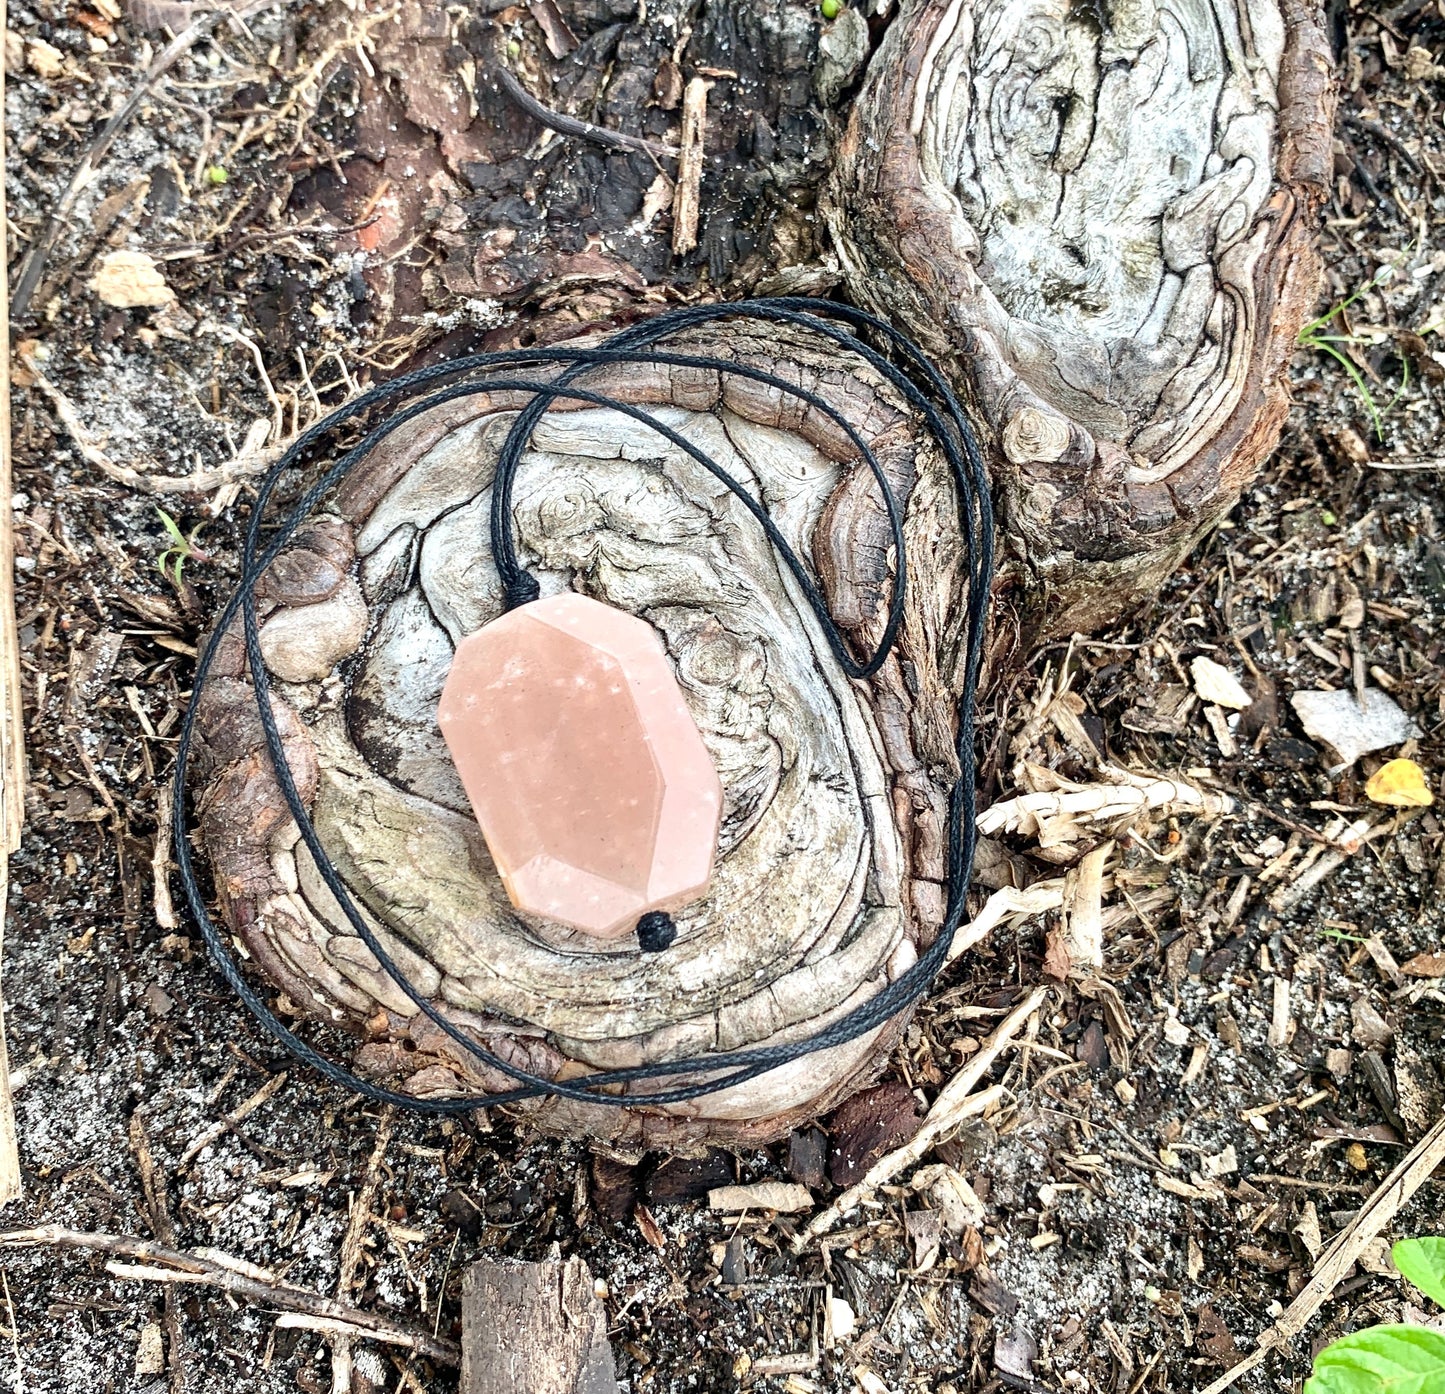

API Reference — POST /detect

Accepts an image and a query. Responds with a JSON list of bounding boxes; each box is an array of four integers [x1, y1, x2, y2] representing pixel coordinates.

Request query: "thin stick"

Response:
[[491, 62, 677, 162], [0, 1226, 460, 1367], [330, 1110, 393, 1392], [795, 987, 1048, 1250], [671, 78, 709, 256], [130, 1114, 186, 1393], [0, 0, 25, 1208], [177, 1069, 288, 1168], [1200, 1114, 1445, 1394]]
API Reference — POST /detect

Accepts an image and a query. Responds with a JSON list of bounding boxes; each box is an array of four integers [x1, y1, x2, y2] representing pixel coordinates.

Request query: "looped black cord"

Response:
[[171, 298, 995, 1114]]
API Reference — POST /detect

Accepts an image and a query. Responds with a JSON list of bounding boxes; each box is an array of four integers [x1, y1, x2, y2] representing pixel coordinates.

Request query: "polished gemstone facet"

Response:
[[437, 593, 723, 938]]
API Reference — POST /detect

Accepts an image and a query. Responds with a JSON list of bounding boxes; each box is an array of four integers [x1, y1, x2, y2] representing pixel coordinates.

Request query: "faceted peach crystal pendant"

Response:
[[437, 592, 724, 939]]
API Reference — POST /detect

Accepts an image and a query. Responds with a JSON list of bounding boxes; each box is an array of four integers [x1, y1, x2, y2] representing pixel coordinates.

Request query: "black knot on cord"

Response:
[[501, 573, 541, 610], [637, 911, 678, 953]]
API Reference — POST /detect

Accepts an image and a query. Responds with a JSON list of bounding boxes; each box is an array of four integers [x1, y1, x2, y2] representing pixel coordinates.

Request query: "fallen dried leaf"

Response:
[[1364, 758, 1433, 808], [632, 1202, 666, 1250], [911, 1164, 985, 1233], [1400, 953, 1445, 979]]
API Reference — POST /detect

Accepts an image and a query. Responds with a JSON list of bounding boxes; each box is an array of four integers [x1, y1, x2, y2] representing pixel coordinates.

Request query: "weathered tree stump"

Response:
[[194, 323, 968, 1146], [830, 0, 1335, 640], [189, 0, 1335, 1145]]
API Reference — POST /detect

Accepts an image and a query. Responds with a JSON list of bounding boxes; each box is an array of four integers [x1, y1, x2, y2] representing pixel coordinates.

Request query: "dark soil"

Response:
[[2, 1, 1443, 1392]]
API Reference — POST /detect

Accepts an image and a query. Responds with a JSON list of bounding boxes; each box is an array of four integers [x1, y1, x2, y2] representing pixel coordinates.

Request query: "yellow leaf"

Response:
[[1364, 758, 1433, 808]]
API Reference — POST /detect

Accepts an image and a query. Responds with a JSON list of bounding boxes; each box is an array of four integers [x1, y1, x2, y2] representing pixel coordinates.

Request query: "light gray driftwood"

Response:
[[831, 0, 1335, 642], [461, 1254, 617, 1394], [191, 322, 969, 1148]]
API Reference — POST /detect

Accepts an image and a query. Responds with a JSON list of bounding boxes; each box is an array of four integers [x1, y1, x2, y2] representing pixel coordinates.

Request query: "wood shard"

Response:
[[461, 1253, 617, 1394], [707, 1182, 814, 1213], [671, 78, 709, 256]]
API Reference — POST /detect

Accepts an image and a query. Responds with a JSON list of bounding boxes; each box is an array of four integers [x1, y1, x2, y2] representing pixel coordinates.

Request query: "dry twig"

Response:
[[1200, 1115, 1445, 1394], [795, 987, 1048, 1249], [491, 62, 677, 162], [0, 1226, 460, 1367], [26, 352, 285, 496], [671, 77, 710, 255]]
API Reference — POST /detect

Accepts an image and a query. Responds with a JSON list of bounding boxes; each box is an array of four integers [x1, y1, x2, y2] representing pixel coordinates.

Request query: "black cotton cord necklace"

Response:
[[171, 298, 995, 1115]]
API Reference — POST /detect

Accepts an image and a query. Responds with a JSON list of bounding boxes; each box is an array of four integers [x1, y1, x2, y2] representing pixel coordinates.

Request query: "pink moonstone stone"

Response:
[[437, 592, 723, 939]]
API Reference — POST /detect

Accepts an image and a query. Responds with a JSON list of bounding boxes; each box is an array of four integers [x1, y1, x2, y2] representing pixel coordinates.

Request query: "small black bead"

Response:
[[637, 911, 677, 953]]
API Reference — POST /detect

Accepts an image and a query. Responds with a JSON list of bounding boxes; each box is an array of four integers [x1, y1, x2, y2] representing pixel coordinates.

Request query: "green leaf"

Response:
[[1394, 1239, 1445, 1309], [1304, 1326, 1445, 1394]]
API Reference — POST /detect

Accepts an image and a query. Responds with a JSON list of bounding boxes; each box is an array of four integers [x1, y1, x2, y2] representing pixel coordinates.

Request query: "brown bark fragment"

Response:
[[461, 1254, 617, 1394]]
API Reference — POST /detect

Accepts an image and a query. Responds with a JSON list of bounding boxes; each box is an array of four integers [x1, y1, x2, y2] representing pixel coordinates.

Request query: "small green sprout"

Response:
[[206, 165, 229, 185], [1320, 510, 1337, 526], [821, 0, 841, 17], [1304, 1238, 1445, 1394], [155, 507, 209, 590], [1298, 260, 1410, 442]]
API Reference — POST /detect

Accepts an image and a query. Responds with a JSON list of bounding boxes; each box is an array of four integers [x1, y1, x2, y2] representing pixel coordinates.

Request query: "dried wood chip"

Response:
[[26, 37, 64, 78], [1195, 1304, 1239, 1364], [1400, 952, 1445, 979], [88, 250, 175, 309], [1268, 978, 1292, 1049], [787, 1128, 829, 1190], [1350, 998, 1393, 1050], [1290, 688, 1422, 769], [827, 1081, 922, 1188], [671, 78, 709, 256], [707, 1182, 813, 1214], [526, 0, 578, 57], [1364, 937, 1403, 986], [462, 1255, 616, 1394], [970, 1270, 1020, 1317], [1191, 656, 1252, 710], [134, 1321, 165, 1376], [1204, 703, 1238, 756], [1063, 840, 1109, 969]]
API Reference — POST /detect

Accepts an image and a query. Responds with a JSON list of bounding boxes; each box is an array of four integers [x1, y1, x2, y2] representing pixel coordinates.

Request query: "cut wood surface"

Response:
[[830, 0, 1336, 641], [183, 0, 1338, 1149], [192, 322, 971, 1147], [461, 1253, 618, 1394]]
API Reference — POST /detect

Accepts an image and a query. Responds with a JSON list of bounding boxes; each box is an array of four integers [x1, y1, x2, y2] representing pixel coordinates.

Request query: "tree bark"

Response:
[[461, 1254, 617, 1394], [190, 0, 1335, 1146]]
